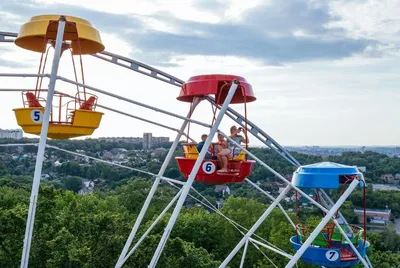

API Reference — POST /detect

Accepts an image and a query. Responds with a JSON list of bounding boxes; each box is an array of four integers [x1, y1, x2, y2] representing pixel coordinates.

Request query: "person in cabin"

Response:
[[216, 133, 230, 172], [229, 125, 249, 158], [196, 134, 212, 159]]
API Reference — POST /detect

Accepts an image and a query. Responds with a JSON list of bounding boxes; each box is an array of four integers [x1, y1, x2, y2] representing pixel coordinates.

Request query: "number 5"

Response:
[[30, 109, 43, 123], [34, 111, 40, 121]]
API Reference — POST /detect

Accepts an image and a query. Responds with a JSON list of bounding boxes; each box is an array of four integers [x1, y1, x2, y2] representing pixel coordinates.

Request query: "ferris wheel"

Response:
[[0, 15, 373, 268]]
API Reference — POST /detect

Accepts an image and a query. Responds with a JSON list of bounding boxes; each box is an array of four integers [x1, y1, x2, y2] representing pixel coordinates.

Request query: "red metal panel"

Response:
[[176, 157, 255, 184], [177, 74, 256, 104]]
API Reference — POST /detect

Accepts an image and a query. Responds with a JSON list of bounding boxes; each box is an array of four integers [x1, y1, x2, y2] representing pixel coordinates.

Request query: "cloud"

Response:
[[0, 45, 37, 68], [0, 58, 35, 68], [0, 0, 399, 147], [327, 0, 400, 42], [127, 0, 376, 66], [0, 0, 377, 68], [0, 0, 144, 32]]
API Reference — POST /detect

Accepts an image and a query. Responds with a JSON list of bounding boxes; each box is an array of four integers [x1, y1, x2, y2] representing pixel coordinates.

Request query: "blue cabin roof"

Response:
[[291, 162, 365, 189]]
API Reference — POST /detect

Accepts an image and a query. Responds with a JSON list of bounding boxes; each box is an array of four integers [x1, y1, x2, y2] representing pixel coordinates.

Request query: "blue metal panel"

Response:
[[290, 236, 370, 267], [291, 162, 364, 189]]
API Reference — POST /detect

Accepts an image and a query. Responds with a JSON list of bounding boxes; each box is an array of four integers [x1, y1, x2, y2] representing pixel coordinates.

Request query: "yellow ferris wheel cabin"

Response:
[[12, 14, 105, 139]]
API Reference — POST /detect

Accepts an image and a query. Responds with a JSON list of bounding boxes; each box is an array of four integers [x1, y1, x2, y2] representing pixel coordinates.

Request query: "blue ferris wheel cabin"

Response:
[[291, 162, 366, 189], [289, 162, 370, 267]]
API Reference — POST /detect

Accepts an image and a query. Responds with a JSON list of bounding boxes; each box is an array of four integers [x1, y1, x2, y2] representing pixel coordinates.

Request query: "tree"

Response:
[[63, 176, 83, 193]]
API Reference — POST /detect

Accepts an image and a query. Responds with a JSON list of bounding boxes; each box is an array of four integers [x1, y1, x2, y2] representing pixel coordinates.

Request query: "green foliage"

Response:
[[0, 178, 400, 267], [112, 178, 176, 221], [63, 176, 83, 193], [327, 151, 400, 181], [1, 139, 400, 267]]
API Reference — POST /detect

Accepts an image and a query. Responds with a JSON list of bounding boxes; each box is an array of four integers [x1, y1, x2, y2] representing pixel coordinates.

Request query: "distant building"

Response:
[[0, 128, 23, 139], [152, 136, 169, 145], [78, 180, 95, 195], [215, 185, 231, 196], [372, 184, 400, 192], [354, 208, 391, 226], [143, 132, 152, 149], [380, 174, 396, 184], [98, 137, 143, 143], [98, 133, 169, 149]]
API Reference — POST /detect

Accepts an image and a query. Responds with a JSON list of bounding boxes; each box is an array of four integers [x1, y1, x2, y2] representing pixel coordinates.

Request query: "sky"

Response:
[[0, 0, 399, 147]]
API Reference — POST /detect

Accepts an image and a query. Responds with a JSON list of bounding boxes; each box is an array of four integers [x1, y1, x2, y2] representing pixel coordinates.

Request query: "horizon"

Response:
[[1, 131, 399, 148]]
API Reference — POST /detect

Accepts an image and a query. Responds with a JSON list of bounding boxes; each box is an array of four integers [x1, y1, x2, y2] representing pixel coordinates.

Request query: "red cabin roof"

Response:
[[177, 74, 256, 104]]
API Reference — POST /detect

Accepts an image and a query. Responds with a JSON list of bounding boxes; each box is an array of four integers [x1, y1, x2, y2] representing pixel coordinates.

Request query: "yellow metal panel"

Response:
[[15, 14, 104, 54], [72, 110, 103, 128], [182, 144, 199, 159], [14, 107, 45, 126], [20, 125, 96, 139], [13, 107, 103, 140], [230, 150, 246, 161]]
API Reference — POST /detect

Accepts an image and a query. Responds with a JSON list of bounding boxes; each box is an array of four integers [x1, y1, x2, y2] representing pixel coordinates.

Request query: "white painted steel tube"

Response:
[[121, 189, 183, 264], [285, 179, 360, 268], [0, 73, 49, 78], [148, 80, 239, 268], [20, 17, 66, 268], [56, 75, 212, 129], [332, 218, 370, 267], [249, 237, 293, 259], [239, 239, 249, 268], [219, 184, 292, 267], [0, 88, 196, 142], [115, 97, 201, 268], [245, 178, 296, 229], [221, 132, 329, 213]]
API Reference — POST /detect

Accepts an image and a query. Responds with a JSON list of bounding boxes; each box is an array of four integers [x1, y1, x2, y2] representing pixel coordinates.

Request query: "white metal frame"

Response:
[[0, 29, 372, 268], [115, 95, 202, 267], [19, 16, 66, 268], [148, 80, 239, 267]]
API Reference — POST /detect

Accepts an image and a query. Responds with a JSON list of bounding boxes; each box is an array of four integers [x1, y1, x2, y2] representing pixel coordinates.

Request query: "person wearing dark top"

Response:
[[197, 134, 212, 159]]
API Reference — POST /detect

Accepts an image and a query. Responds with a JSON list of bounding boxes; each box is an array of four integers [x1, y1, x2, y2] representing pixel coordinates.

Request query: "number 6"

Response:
[[202, 161, 215, 174], [205, 163, 212, 172]]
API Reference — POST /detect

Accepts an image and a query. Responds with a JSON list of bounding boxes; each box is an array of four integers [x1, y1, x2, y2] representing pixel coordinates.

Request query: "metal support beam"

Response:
[[115, 97, 202, 268], [55, 75, 211, 129], [219, 185, 292, 267], [148, 80, 239, 267], [0, 88, 196, 143], [206, 96, 300, 167], [239, 239, 249, 268], [0, 31, 17, 42], [1, 29, 365, 268], [92, 51, 184, 87], [248, 238, 293, 259], [245, 178, 296, 230], [20, 17, 66, 268], [120, 189, 183, 266], [285, 179, 361, 268]]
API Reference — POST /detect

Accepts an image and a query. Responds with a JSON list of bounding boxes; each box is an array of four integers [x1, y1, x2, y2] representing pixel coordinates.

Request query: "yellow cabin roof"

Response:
[[15, 14, 105, 55]]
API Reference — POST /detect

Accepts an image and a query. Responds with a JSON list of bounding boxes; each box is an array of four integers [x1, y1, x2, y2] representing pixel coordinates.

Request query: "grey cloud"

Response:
[[0, 58, 36, 68], [0, 45, 36, 68], [243, 0, 332, 35], [122, 0, 376, 66], [126, 27, 372, 65], [191, 0, 227, 13], [0, 0, 143, 32], [0, 0, 378, 67]]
